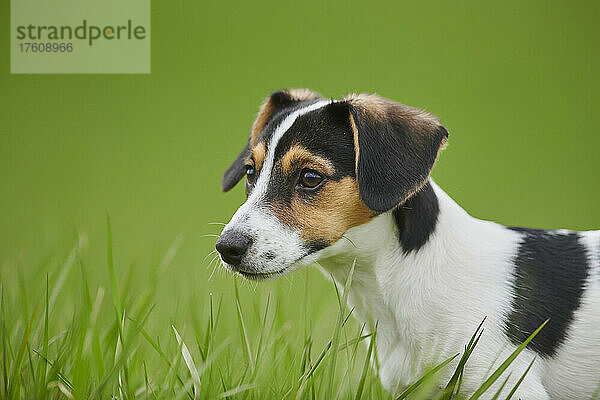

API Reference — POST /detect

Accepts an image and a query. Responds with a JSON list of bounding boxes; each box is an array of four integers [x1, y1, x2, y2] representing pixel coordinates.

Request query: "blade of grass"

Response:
[[106, 215, 122, 316], [455, 363, 464, 398], [143, 361, 151, 399], [325, 258, 355, 399], [8, 303, 39, 398], [26, 344, 35, 387], [253, 294, 271, 370], [469, 319, 547, 399], [173, 326, 201, 400], [47, 380, 74, 399], [504, 356, 536, 400], [167, 339, 186, 398], [301, 339, 332, 382], [350, 323, 367, 367], [200, 294, 214, 363], [2, 322, 6, 399], [234, 281, 254, 372], [296, 340, 332, 399], [90, 287, 105, 377], [355, 330, 376, 400], [36, 274, 49, 396], [217, 384, 256, 399], [115, 310, 126, 399], [140, 329, 187, 389], [218, 366, 229, 400], [49, 242, 78, 310], [93, 304, 155, 399], [31, 349, 74, 392], [396, 353, 459, 400], [339, 332, 373, 352], [442, 317, 486, 399], [489, 373, 511, 400]]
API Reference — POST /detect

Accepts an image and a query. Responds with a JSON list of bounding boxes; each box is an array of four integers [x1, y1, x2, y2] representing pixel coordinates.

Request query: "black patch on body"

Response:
[[392, 182, 439, 253], [505, 228, 589, 357]]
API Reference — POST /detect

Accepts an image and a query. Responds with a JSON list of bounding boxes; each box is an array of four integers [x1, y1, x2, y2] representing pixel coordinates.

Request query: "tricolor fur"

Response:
[[217, 89, 600, 399]]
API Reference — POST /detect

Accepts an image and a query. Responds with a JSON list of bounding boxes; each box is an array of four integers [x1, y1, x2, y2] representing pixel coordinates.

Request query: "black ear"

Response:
[[222, 139, 250, 192], [347, 96, 448, 213], [221, 88, 322, 192]]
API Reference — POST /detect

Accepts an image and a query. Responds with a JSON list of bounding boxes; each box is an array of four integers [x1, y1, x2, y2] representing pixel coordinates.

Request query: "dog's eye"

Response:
[[298, 169, 324, 189], [245, 165, 255, 182]]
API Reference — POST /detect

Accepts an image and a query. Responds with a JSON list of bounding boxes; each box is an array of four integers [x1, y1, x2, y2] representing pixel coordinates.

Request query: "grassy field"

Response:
[[0, 221, 392, 399], [0, 221, 551, 399], [1, 0, 599, 398]]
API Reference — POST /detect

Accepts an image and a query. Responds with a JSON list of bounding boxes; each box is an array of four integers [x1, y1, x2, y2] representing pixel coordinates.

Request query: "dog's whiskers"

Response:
[[206, 253, 219, 269], [207, 254, 226, 281], [207, 257, 220, 281], [203, 249, 218, 263], [210, 254, 222, 270]]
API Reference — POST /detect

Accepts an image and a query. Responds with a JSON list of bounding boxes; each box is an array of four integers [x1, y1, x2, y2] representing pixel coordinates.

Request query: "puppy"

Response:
[[216, 89, 600, 399]]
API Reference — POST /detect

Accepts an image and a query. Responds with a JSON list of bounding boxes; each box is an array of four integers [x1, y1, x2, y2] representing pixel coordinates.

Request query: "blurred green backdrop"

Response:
[[0, 0, 599, 393]]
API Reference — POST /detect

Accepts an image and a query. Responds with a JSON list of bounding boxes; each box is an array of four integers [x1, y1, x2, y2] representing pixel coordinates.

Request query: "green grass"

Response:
[[1, 222, 554, 399], [1, 225, 390, 399]]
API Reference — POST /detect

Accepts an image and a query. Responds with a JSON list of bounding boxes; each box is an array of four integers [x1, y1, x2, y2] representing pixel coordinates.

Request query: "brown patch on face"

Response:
[[249, 141, 266, 171], [250, 99, 275, 147], [271, 177, 374, 245], [280, 144, 335, 177], [348, 112, 360, 175]]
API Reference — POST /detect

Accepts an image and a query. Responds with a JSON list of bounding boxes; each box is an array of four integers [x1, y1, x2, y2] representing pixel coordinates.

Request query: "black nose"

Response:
[[216, 231, 252, 267]]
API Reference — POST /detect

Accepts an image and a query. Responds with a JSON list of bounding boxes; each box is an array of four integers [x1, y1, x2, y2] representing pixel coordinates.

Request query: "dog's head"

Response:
[[216, 89, 448, 279]]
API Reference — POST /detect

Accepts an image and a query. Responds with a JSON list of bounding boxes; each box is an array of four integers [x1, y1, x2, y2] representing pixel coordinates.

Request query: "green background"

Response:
[[0, 0, 598, 396]]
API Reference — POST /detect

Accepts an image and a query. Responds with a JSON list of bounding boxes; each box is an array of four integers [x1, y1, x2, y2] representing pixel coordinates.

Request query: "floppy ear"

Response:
[[346, 94, 448, 212], [221, 88, 322, 192], [222, 139, 251, 192]]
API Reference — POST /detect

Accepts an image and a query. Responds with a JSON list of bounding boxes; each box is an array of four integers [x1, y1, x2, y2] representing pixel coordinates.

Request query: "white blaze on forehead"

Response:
[[221, 99, 334, 274], [251, 99, 333, 199]]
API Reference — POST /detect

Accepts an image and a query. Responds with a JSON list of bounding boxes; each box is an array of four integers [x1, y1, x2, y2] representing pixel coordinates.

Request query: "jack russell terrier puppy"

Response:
[[216, 89, 600, 399]]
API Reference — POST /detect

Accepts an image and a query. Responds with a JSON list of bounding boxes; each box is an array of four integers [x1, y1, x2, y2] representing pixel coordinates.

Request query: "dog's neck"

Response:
[[315, 179, 482, 388], [316, 178, 472, 285]]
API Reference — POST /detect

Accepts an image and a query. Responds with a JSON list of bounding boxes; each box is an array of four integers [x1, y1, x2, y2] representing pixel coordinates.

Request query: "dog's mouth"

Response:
[[225, 251, 319, 281], [235, 266, 290, 281]]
